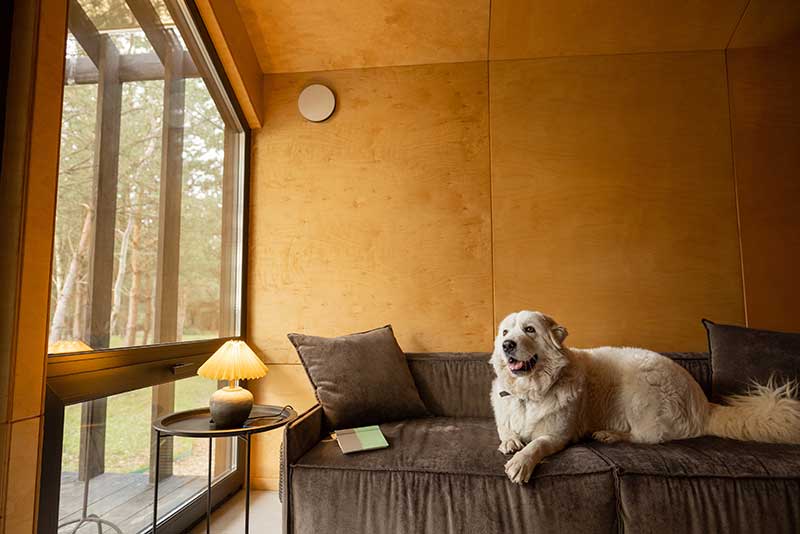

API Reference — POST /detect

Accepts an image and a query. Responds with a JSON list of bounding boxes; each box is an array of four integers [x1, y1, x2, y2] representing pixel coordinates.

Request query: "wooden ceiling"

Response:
[[234, 0, 800, 74]]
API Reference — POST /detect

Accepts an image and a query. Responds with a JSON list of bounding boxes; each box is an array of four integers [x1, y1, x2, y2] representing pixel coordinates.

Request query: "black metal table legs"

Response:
[[207, 437, 212, 534], [244, 434, 251, 534], [152, 433, 253, 534], [153, 429, 160, 533]]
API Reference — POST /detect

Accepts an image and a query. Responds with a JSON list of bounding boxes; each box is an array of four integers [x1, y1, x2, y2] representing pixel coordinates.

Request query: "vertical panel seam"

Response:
[[725, 0, 752, 50], [486, 0, 496, 335], [487, 65, 496, 334], [724, 50, 748, 326]]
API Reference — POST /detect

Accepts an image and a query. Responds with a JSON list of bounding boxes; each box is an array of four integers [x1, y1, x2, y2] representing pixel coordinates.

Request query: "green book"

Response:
[[335, 425, 389, 454]]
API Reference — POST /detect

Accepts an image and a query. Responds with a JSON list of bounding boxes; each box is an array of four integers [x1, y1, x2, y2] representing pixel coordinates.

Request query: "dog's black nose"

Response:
[[502, 340, 516, 353]]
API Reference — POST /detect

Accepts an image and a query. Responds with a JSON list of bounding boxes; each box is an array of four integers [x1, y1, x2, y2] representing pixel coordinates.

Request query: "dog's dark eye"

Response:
[[502, 329, 508, 336], [524, 326, 536, 334]]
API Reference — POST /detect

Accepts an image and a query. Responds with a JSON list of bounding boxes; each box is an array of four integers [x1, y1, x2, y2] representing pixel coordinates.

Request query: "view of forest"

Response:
[[49, 30, 227, 350]]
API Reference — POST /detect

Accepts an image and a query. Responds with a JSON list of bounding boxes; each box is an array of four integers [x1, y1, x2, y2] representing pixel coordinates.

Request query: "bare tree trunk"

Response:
[[124, 196, 141, 346], [176, 288, 186, 342], [110, 212, 133, 336], [49, 206, 93, 344], [78, 277, 88, 339], [71, 280, 83, 340], [141, 272, 153, 344], [53, 232, 63, 296]]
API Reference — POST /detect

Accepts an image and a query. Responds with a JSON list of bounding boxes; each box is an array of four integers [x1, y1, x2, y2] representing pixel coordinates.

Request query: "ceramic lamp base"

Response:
[[209, 386, 253, 428]]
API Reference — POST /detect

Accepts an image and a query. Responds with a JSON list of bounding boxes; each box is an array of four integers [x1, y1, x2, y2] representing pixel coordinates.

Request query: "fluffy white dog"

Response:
[[491, 310, 800, 484]]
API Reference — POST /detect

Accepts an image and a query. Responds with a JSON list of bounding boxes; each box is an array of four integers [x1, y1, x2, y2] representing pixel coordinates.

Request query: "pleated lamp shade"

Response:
[[197, 340, 268, 381]]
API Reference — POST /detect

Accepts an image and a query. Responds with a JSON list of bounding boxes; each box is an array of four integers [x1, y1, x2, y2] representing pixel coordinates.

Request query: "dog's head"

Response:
[[491, 310, 569, 394]]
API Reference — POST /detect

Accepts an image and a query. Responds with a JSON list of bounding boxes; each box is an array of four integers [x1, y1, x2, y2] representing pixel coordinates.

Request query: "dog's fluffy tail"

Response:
[[705, 379, 800, 444]]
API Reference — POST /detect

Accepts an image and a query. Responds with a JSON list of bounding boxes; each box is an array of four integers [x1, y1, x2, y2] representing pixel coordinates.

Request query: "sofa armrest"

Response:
[[281, 404, 324, 533]]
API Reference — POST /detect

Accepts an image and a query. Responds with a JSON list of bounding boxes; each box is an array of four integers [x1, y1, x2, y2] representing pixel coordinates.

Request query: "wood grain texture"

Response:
[[234, 0, 489, 73], [728, 43, 800, 332], [249, 364, 316, 487], [5, 418, 40, 534], [248, 62, 493, 364], [491, 51, 744, 351], [12, 0, 67, 422], [490, 0, 748, 60], [729, 0, 800, 49], [195, 0, 263, 128]]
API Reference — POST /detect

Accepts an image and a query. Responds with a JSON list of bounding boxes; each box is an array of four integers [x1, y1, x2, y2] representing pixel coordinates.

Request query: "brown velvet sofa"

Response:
[[281, 352, 800, 533]]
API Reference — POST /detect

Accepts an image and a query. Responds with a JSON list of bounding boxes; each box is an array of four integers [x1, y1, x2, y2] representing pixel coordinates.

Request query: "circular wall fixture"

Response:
[[298, 84, 336, 122]]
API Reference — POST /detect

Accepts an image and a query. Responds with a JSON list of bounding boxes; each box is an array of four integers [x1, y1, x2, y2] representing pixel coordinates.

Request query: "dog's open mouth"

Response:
[[507, 354, 537, 375]]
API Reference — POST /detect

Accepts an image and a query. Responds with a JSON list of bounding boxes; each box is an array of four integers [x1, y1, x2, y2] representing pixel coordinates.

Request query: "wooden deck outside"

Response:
[[58, 472, 206, 533]]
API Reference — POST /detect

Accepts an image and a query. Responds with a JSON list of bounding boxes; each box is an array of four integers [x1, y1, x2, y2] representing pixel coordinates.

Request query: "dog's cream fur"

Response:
[[491, 310, 800, 484]]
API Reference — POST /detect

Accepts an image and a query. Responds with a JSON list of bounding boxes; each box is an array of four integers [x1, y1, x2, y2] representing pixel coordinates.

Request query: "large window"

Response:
[[42, 1, 248, 532], [49, 0, 244, 353]]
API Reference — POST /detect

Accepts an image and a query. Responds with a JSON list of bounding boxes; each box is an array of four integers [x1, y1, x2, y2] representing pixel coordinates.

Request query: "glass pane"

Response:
[[81, 0, 172, 32], [49, 0, 244, 354], [57, 377, 236, 533]]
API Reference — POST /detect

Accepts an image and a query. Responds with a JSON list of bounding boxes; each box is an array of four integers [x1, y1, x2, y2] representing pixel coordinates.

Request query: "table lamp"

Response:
[[197, 340, 268, 428]]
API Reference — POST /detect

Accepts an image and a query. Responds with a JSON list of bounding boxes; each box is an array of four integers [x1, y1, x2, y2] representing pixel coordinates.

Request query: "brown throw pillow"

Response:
[[703, 319, 800, 400], [288, 325, 428, 429]]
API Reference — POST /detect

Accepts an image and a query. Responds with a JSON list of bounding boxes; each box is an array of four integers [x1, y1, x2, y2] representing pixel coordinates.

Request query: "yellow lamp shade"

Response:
[[48, 340, 93, 354], [197, 340, 268, 381]]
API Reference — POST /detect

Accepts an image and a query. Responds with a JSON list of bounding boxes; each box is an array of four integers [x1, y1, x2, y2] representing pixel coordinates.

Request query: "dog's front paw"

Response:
[[505, 451, 536, 484], [498, 438, 524, 454]]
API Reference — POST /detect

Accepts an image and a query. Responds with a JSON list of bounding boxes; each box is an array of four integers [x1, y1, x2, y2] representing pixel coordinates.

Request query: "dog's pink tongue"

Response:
[[509, 360, 525, 371]]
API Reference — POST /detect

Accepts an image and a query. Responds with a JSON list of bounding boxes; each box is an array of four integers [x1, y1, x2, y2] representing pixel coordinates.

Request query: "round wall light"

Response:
[[298, 84, 336, 122]]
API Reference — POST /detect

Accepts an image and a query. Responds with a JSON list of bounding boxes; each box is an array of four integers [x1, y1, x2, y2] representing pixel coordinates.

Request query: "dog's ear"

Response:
[[548, 323, 568, 350]]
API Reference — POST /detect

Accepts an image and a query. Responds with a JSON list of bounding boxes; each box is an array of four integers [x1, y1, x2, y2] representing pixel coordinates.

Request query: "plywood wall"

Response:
[[490, 51, 744, 350], [248, 62, 493, 487], [245, 46, 794, 487], [727, 41, 800, 332]]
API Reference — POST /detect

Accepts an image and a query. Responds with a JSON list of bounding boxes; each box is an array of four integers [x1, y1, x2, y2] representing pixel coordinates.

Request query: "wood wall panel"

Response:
[[490, 51, 744, 351], [234, 0, 489, 73], [490, 0, 748, 60], [248, 61, 493, 364], [727, 42, 800, 332], [729, 0, 800, 49], [4, 419, 40, 534], [249, 364, 316, 490]]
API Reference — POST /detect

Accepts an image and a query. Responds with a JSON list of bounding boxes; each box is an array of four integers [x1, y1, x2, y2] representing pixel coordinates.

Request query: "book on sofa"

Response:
[[335, 425, 389, 454]]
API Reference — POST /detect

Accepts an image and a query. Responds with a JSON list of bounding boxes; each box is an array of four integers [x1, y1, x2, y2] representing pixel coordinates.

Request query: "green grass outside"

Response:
[[61, 375, 218, 474]]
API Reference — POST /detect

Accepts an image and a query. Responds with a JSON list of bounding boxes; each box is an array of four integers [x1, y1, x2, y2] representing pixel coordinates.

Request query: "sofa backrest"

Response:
[[406, 351, 711, 418]]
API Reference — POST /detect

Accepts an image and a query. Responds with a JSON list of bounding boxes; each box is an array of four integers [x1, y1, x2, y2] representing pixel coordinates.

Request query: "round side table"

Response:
[[152, 404, 297, 534]]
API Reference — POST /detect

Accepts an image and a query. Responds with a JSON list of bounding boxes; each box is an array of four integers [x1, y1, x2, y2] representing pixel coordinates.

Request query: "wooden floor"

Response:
[[58, 472, 207, 533]]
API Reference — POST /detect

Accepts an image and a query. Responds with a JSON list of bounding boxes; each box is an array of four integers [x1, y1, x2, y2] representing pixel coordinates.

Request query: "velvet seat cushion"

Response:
[[589, 436, 800, 478], [290, 417, 618, 534], [590, 437, 800, 533], [703, 320, 800, 399], [288, 325, 428, 429], [295, 417, 609, 478], [290, 418, 800, 534]]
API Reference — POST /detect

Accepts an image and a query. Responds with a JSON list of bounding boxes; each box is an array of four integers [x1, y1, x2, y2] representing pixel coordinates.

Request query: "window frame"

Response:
[[38, 1, 252, 532]]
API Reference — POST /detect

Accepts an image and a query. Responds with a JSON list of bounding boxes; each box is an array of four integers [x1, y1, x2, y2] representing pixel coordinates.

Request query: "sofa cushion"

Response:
[[703, 320, 800, 399], [295, 417, 610, 478], [290, 417, 617, 534], [288, 326, 428, 429], [406, 352, 710, 418], [589, 436, 800, 478], [406, 353, 495, 418], [589, 437, 800, 533]]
